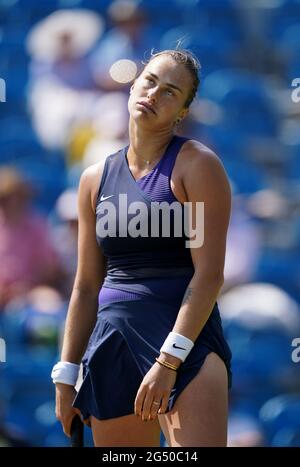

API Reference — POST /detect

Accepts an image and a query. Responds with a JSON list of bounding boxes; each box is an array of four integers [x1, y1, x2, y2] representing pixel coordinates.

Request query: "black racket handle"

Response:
[[70, 415, 84, 447]]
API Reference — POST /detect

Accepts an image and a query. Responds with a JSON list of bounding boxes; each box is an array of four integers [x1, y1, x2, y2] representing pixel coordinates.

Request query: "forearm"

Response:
[[160, 272, 223, 366], [60, 287, 99, 364]]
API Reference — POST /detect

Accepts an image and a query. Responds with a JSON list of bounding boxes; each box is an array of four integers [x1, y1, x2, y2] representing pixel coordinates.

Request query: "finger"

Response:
[[134, 386, 147, 417], [158, 394, 170, 415], [141, 393, 155, 422], [149, 398, 161, 420], [64, 416, 74, 437], [63, 423, 71, 438], [73, 407, 83, 421], [64, 409, 79, 437], [74, 409, 90, 428]]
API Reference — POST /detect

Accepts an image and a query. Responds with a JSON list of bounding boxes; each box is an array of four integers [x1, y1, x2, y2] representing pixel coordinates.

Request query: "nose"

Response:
[[147, 87, 159, 104]]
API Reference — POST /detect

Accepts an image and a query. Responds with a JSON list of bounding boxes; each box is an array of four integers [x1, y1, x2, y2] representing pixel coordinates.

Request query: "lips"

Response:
[[137, 101, 156, 114]]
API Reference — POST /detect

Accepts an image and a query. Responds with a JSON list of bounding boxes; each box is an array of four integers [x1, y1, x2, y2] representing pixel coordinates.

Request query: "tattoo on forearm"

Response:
[[182, 287, 193, 305]]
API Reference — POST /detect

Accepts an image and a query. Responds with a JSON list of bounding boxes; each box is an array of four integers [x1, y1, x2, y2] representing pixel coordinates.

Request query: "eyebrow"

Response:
[[147, 72, 183, 94]]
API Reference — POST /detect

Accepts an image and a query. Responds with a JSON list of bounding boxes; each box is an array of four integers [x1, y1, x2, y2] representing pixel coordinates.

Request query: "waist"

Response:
[[100, 271, 194, 307], [105, 250, 193, 275], [105, 266, 194, 282]]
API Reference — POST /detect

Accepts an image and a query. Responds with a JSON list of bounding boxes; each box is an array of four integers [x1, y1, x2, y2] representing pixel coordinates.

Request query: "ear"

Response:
[[130, 84, 134, 93]]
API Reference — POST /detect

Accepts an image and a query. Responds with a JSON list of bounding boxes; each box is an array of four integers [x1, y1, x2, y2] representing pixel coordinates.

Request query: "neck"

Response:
[[128, 118, 174, 168]]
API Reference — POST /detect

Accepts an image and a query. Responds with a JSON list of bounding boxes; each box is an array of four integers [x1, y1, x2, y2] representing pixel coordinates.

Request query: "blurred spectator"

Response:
[[26, 9, 104, 150], [3, 285, 66, 350], [91, 0, 149, 91], [67, 91, 129, 168], [28, 78, 95, 150], [233, 1, 286, 78], [0, 423, 30, 447], [82, 136, 128, 169], [220, 282, 300, 394], [27, 9, 104, 90], [50, 189, 79, 297], [223, 195, 263, 290], [259, 394, 300, 447], [0, 0, 299, 447], [228, 412, 265, 447], [0, 167, 65, 309]]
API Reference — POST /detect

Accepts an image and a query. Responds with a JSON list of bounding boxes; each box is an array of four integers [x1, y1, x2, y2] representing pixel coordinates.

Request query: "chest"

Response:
[[129, 153, 188, 205]]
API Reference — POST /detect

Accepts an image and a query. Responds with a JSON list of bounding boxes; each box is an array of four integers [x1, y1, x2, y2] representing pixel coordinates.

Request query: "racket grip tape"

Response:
[[70, 414, 84, 447]]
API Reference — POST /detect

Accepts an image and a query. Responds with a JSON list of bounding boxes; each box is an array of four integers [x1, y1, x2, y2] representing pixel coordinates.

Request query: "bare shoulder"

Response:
[[79, 159, 107, 213], [179, 139, 230, 190], [180, 139, 226, 174]]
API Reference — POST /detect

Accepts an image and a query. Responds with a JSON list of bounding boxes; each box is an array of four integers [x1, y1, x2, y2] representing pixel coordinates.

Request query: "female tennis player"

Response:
[[52, 49, 232, 447]]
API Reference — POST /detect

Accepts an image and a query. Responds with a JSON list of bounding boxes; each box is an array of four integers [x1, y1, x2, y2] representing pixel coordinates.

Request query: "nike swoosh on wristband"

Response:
[[100, 194, 114, 202], [172, 343, 186, 350]]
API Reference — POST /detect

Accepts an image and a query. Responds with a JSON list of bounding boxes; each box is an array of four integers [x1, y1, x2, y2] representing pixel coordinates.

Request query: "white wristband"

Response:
[[160, 332, 194, 363], [51, 361, 80, 386]]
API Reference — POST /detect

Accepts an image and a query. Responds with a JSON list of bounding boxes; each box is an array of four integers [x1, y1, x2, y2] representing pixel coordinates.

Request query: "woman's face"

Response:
[[128, 55, 192, 130]]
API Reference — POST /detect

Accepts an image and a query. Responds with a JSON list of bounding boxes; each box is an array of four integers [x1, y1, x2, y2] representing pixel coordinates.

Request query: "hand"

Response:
[[55, 383, 84, 437], [134, 361, 177, 422]]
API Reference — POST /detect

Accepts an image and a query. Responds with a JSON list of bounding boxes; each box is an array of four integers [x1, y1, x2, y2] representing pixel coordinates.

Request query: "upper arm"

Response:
[[182, 142, 231, 280], [73, 161, 107, 295]]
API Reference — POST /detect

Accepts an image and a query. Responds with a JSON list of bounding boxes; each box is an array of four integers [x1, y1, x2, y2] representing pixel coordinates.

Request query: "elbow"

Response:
[[210, 272, 224, 291], [217, 273, 225, 291], [72, 287, 100, 302], [72, 280, 101, 299], [194, 269, 224, 290], [215, 271, 225, 287]]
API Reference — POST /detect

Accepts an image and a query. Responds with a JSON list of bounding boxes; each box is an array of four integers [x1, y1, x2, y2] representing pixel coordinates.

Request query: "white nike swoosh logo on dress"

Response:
[[100, 194, 114, 202]]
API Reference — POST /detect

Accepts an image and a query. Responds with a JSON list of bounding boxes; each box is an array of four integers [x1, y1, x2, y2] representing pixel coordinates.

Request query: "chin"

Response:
[[131, 109, 152, 123]]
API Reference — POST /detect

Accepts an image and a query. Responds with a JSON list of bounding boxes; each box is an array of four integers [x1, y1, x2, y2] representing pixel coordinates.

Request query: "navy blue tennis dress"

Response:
[[72, 135, 232, 420]]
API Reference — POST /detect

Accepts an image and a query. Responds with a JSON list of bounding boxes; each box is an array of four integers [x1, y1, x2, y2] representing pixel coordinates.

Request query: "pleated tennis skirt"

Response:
[[72, 282, 232, 421]]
